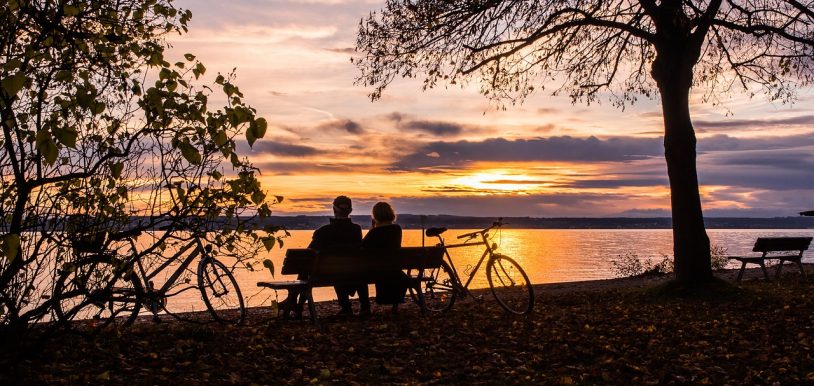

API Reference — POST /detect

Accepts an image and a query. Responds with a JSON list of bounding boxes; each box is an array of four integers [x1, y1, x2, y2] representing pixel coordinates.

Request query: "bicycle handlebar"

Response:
[[456, 218, 504, 239]]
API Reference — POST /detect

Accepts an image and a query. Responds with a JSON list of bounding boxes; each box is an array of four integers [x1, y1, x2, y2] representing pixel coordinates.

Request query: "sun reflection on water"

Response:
[[142, 228, 814, 309]]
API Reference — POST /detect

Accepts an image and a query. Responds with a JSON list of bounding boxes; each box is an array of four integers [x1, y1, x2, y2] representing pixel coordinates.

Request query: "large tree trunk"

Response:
[[653, 53, 713, 283]]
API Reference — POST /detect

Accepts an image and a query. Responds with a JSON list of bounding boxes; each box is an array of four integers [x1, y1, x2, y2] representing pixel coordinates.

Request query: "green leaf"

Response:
[[262, 258, 275, 277], [35, 130, 58, 165], [1, 73, 27, 98], [92, 102, 106, 115], [177, 141, 201, 165], [55, 70, 72, 82], [251, 190, 266, 205], [254, 117, 268, 138], [110, 162, 124, 179], [193, 62, 206, 79], [246, 127, 257, 148], [53, 126, 78, 148], [213, 130, 228, 146], [2, 233, 20, 262]]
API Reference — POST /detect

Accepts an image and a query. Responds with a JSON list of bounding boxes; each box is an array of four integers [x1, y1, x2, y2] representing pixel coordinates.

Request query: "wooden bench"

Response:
[[728, 237, 812, 282], [257, 246, 445, 324]]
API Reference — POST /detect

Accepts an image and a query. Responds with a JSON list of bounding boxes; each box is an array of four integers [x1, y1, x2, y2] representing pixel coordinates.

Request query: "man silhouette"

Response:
[[308, 196, 365, 316]]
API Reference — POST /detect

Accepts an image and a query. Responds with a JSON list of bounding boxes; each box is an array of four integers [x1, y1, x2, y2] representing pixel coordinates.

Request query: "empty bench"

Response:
[[728, 237, 812, 282], [257, 246, 445, 324]]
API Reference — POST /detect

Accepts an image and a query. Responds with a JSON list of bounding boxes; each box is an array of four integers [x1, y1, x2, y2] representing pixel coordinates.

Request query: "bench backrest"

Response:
[[281, 246, 445, 281], [752, 237, 813, 253]]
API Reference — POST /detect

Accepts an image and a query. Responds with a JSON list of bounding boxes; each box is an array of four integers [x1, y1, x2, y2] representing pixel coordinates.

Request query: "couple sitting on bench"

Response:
[[283, 195, 407, 317]]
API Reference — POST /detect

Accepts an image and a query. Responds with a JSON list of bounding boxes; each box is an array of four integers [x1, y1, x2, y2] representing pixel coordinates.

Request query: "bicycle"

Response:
[[411, 219, 534, 315], [53, 229, 245, 327]]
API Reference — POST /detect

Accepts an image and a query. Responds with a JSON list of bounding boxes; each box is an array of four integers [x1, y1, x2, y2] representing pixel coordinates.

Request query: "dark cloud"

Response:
[[385, 112, 405, 123], [250, 140, 321, 157], [563, 178, 669, 189], [537, 108, 560, 115], [392, 136, 664, 171], [694, 115, 814, 131], [708, 151, 813, 170], [698, 150, 814, 191], [400, 120, 463, 136], [317, 119, 365, 134], [698, 133, 814, 152], [256, 161, 371, 175], [324, 47, 355, 54], [385, 113, 464, 136]]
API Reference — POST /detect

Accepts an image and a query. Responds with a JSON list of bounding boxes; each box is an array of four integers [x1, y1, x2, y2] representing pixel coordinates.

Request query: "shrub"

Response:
[[710, 244, 730, 271], [611, 253, 645, 278], [612, 253, 673, 278], [612, 244, 729, 279]]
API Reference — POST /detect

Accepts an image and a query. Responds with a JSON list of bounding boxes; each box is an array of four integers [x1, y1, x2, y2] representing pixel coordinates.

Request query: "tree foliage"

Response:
[[356, 0, 814, 107], [0, 0, 281, 332], [355, 0, 814, 282]]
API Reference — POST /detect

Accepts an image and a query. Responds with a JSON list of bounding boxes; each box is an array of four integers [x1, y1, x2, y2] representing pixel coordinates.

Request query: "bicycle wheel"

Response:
[[198, 258, 245, 324], [412, 261, 457, 312], [486, 254, 534, 315], [53, 255, 142, 327]]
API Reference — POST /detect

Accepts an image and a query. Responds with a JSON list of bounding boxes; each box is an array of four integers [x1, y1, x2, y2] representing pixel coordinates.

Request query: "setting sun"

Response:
[[452, 171, 549, 193]]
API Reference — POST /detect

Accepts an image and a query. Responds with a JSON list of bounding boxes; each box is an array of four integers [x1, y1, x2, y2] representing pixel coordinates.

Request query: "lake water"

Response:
[[207, 228, 813, 311]]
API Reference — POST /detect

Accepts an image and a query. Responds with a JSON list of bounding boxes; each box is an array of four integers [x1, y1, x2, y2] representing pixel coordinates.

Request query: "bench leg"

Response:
[[409, 281, 427, 315], [304, 288, 318, 326], [736, 262, 747, 282], [281, 290, 296, 320], [776, 260, 784, 279], [796, 260, 807, 280], [759, 261, 770, 281]]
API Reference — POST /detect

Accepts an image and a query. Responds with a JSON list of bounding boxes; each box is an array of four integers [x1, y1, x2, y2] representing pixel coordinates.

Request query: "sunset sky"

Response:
[[168, 0, 814, 218]]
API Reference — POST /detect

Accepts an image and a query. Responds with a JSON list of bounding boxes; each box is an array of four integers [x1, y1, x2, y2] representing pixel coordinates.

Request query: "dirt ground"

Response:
[[4, 266, 814, 385]]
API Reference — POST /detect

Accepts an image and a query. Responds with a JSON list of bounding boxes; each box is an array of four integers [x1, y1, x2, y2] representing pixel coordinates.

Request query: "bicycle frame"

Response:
[[435, 229, 497, 297], [130, 236, 209, 297]]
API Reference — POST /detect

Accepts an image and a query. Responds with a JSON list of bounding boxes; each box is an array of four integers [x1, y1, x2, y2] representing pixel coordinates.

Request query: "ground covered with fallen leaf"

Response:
[[4, 271, 814, 385]]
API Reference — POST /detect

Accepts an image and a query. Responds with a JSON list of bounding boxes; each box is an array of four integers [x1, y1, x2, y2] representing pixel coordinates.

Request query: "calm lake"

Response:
[[207, 228, 814, 311]]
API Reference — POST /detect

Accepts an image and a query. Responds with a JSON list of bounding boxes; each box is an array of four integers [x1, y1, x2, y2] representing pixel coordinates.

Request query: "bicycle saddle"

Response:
[[425, 227, 447, 237]]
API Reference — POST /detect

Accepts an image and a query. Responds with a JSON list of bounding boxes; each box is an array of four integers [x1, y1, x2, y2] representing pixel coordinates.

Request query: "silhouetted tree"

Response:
[[355, 0, 814, 283], [0, 0, 281, 334]]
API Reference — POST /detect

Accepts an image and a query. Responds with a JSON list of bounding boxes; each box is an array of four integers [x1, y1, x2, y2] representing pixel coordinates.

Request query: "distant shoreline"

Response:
[[266, 214, 814, 230]]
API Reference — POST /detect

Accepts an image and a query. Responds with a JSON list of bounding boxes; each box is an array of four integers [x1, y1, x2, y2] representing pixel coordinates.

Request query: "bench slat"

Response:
[[752, 237, 812, 252], [280, 247, 445, 275]]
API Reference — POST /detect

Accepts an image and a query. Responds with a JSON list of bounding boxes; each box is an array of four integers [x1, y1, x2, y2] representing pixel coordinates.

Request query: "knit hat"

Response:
[[332, 195, 352, 213]]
